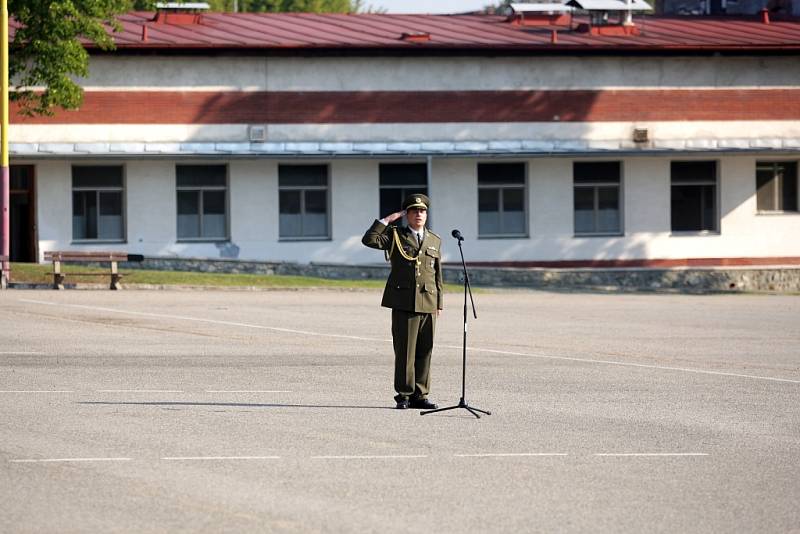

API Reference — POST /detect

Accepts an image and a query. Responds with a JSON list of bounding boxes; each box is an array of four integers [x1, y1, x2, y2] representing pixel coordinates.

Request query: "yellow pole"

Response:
[[1, 0, 8, 287]]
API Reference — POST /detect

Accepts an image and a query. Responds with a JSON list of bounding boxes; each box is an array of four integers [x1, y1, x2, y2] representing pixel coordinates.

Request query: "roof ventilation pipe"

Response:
[[566, 0, 652, 35], [154, 2, 210, 25]]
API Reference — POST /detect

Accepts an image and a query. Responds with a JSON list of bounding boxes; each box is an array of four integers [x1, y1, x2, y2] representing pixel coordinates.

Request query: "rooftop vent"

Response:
[[508, 3, 574, 26], [154, 2, 209, 25], [400, 32, 431, 43], [565, 0, 651, 34]]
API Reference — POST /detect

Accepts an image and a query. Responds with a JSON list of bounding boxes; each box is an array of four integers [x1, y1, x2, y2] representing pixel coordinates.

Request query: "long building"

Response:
[[7, 7, 800, 269]]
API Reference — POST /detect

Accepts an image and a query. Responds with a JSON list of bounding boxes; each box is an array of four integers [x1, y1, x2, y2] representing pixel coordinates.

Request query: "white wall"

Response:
[[77, 56, 800, 91], [32, 155, 800, 264]]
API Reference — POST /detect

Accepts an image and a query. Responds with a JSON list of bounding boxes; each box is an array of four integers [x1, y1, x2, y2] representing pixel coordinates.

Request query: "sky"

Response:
[[364, 0, 492, 13]]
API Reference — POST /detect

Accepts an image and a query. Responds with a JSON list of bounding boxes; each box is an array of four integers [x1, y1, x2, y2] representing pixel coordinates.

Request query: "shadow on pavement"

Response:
[[78, 401, 397, 410]]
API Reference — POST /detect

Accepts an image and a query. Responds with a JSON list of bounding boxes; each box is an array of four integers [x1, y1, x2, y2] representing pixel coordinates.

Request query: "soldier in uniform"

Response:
[[362, 193, 443, 410]]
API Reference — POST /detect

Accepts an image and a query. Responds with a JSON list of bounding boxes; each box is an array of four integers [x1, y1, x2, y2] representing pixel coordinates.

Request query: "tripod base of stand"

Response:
[[420, 397, 491, 419]]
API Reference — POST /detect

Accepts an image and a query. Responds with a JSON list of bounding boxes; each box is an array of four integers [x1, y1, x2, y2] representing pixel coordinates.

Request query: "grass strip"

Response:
[[8, 262, 465, 291]]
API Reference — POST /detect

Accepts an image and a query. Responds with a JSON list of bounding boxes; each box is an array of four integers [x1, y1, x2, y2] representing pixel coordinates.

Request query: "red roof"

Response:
[[12, 12, 800, 51]]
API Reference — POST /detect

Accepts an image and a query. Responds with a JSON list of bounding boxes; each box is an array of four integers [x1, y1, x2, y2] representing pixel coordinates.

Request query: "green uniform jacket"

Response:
[[362, 220, 443, 313]]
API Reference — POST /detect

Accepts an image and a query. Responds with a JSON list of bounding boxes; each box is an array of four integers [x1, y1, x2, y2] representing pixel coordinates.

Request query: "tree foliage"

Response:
[[10, 0, 130, 116]]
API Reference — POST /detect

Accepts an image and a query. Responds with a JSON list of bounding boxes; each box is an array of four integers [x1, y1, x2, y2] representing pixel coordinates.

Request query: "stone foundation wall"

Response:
[[125, 257, 800, 293]]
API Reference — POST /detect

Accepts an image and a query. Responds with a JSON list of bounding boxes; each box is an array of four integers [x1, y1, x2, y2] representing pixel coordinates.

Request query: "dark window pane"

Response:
[[72, 191, 97, 239], [574, 162, 621, 184], [305, 190, 327, 214], [672, 184, 716, 231], [574, 188, 595, 233], [304, 190, 328, 237], [379, 163, 427, 186], [98, 192, 123, 239], [279, 190, 301, 214], [503, 188, 525, 212], [478, 188, 500, 212], [203, 190, 226, 215], [784, 163, 798, 211], [99, 191, 122, 216], [73, 166, 123, 188], [177, 165, 226, 188], [756, 165, 777, 211], [380, 188, 401, 220], [597, 187, 620, 233], [177, 191, 199, 216], [671, 161, 716, 183], [279, 165, 327, 187], [202, 191, 226, 238], [478, 163, 525, 185], [701, 184, 716, 231]]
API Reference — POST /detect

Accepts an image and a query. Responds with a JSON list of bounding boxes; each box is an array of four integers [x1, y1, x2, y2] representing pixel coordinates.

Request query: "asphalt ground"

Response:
[[1, 288, 798, 533]]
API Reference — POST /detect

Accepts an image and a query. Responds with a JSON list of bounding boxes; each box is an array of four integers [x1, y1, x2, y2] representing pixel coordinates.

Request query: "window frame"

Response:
[[755, 160, 799, 214], [572, 161, 625, 237], [278, 163, 331, 242], [175, 164, 230, 243], [477, 161, 529, 239], [669, 160, 720, 235], [378, 161, 429, 227], [71, 164, 126, 244]]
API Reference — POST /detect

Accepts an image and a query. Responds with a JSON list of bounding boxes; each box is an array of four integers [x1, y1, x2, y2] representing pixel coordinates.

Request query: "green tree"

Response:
[[10, 0, 130, 116]]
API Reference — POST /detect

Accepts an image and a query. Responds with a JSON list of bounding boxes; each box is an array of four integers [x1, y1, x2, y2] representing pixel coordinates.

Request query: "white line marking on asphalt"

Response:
[[96, 390, 184, 393], [9, 458, 132, 463], [466, 346, 800, 385], [312, 455, 428, 460], [162, 456, 281, 461], [594, 453, 709, 457], [0, 351, 44, 355], [205, 390, 292, 393], [454, 453, 568, 457], [0, 390, 74, 394], [19, 298, 800, 385], [18, 299, 389, 343]]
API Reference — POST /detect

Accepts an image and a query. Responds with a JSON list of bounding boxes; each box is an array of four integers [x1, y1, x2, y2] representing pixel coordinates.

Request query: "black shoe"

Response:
[[396, 398, 410, 410], [409, 398, 438, 409]]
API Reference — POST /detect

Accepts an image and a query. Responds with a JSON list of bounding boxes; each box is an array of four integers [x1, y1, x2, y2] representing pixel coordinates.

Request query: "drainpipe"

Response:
[[1, 0, 9, 288]]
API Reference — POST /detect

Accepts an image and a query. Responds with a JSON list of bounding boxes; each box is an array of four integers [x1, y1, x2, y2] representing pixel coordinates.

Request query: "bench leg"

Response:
[[110, 274, 122, 290], [110, 262, 121, 290], [53, 261, 65, 290]]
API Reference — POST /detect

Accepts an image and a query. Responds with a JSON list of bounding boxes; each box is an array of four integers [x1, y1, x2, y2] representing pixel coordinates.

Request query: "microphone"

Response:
[[451, 229, 464, 241]]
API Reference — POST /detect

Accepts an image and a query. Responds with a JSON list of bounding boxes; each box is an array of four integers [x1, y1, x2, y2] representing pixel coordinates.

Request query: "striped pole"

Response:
[[0, 0, 8, 287]]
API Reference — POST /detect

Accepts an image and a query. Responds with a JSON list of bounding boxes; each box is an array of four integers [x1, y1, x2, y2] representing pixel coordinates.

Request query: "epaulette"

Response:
[[427, 229, 441, 240]]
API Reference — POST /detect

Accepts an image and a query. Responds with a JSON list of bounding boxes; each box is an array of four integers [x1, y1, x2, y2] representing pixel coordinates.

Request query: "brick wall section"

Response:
[[12, 89, 800, 124]]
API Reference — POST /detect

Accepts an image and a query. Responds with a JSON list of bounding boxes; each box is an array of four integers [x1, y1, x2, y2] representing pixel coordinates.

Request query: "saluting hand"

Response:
[[384, 210, 405, 224]]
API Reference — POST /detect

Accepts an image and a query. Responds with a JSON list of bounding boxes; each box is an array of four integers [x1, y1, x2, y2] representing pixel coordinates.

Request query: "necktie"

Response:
[[417, 232, 423, 247]]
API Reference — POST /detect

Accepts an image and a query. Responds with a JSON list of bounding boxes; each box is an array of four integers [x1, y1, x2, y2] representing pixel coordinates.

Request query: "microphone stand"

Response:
[[421, 233, 491, 419]]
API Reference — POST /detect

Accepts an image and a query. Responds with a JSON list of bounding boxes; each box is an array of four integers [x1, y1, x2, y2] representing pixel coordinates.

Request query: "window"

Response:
[[279, 165, 329, 239], [379, 163, 427, 225], [478, 163, 526, 237], [671, 161, 718, 233], [756, 161, 798, 212], [72, 166, 124, 241], [176, 165, 228, 240], [573, 162, 622, 235]]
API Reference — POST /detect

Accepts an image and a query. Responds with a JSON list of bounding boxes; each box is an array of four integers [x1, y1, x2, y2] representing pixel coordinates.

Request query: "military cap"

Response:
[[402, 193, 430, 211]]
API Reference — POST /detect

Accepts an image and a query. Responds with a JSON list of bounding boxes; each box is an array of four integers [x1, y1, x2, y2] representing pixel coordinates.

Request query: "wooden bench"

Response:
[[0, 255, 8, 289], [43, 251, 144, 290]]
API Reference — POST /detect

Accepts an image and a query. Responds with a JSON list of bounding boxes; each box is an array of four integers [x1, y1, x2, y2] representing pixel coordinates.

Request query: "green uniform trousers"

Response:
[[392, 309, 436, 401]]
